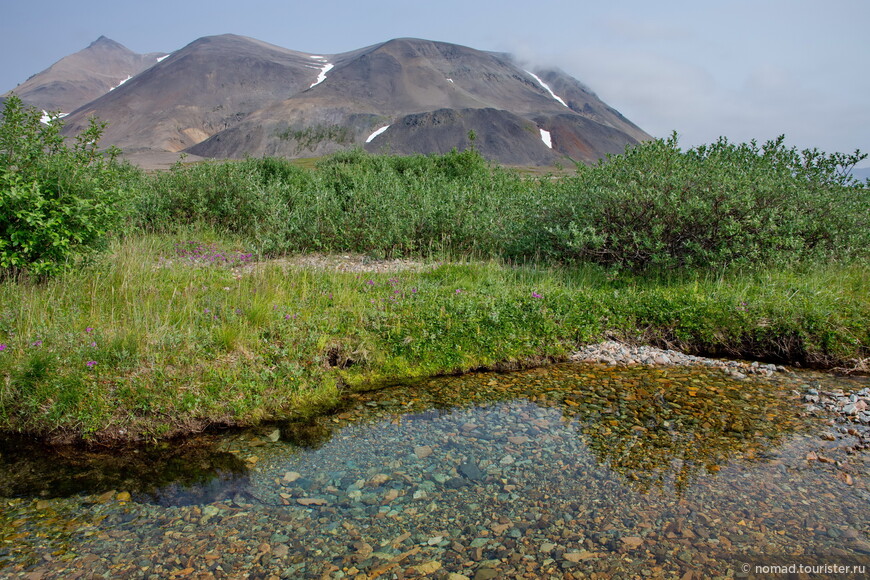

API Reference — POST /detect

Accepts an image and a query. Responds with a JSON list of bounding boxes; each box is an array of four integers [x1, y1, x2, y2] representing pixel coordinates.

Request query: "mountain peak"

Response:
[[4, 36, 164, 113], [87, 36, 125, 50]]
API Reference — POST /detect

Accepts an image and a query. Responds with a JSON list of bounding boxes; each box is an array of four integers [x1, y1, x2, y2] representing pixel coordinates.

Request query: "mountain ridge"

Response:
[[5, 34, 651, 166]]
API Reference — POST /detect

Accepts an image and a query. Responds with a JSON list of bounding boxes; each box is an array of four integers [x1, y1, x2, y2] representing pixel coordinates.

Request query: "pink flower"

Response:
[[532, 292, 543, 299], [86, 361, 97, 367]]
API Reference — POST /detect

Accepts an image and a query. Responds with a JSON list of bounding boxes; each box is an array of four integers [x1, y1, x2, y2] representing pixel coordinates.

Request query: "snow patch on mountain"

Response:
[[40, 110, 68, 124], [309, 63, 334, 88], [540, 129, 552, 148], [526, 71, 568, 108], [110, 75, 132, 91], [366, 125, 391, 143], [156, 54, 170, 63]]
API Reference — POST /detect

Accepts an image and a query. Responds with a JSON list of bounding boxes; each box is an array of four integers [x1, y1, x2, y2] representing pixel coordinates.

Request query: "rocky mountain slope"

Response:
[[5, 35, 651, 166], [3, 36, 166, 115]]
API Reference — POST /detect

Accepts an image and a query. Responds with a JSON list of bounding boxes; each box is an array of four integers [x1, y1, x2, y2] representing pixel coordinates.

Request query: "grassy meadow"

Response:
[[1, 102, 868, 442]]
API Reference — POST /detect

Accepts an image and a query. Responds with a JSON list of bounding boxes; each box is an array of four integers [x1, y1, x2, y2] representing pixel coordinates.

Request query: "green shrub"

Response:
[[537, 134, 869, 270], [135, 159, 270, 233], [133, 148, 532, 259], [0, 95, 134, 277]]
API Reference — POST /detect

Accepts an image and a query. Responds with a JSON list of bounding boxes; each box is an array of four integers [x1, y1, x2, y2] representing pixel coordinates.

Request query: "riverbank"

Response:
[[0, 238, 867, 445]]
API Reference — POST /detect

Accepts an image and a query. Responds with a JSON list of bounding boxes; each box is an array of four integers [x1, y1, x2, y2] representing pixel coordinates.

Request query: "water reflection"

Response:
[[0, 435, 249, 505], [272, 364, 809, 495], [548, 367, 804, 494]]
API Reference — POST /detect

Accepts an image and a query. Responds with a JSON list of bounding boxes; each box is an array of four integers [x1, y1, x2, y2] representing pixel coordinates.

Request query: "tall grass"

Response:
[[0, 233, 866, 441]]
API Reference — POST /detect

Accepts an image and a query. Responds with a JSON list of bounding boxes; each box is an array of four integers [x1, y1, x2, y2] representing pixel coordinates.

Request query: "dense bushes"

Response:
[[133, 138, 868, 271], [539, 134, 869, 270], [0, 96, 134, 277], [135, 148, 531, 258]]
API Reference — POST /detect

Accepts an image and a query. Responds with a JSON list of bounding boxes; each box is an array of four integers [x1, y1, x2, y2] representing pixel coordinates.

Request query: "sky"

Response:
[[2, 0, 868, 166]]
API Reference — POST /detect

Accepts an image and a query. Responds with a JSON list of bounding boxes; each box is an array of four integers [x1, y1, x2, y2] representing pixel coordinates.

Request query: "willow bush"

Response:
[[536, 134, 869, 270]]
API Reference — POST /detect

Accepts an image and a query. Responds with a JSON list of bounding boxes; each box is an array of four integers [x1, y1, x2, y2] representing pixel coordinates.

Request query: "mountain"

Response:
[[60, 34, 326, 153], [14, 35, 650, 166], [3, 36, 166, 115], [188, 38, 649, 165]]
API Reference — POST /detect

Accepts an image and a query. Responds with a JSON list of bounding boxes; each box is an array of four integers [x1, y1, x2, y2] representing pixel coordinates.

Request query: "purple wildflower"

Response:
[[532, 292, 543, 299], [31, 340, 42, 347], [90, 341, 97, 348], [86, 327, 93, 333], [0, 344, 6, 352], [86, 361, 97, 367]]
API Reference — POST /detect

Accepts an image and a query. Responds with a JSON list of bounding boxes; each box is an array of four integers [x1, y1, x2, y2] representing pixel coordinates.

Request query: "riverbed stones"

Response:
[[200, 504, 220, 524], [2, 363, 867, 579], [458, 461, 485, 480], [563, 551, 596, 562], [368, 473, 390, 486], [620, 536, 644, 550], [296, 497, 327, 506], [414, 445, 433, 459], [412, 560, 441, 574]]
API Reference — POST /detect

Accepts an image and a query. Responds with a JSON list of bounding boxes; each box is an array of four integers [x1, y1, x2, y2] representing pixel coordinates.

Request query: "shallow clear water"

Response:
[[1, 363, 868, 578]]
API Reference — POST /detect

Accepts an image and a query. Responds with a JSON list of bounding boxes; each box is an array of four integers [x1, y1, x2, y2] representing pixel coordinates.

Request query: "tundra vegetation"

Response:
[[0, 95, 867, 442]]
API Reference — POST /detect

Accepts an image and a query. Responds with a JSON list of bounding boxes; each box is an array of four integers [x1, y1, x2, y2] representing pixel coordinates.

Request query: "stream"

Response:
[[1, 363, 868, 578]]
